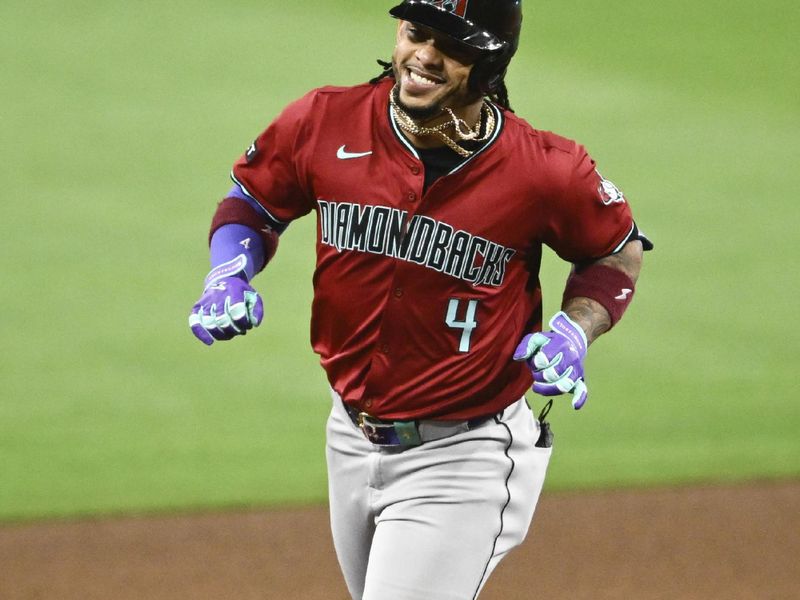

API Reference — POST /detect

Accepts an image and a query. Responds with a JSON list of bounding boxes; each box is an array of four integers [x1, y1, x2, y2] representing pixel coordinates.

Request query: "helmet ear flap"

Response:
[[469, 51, 510, 94]]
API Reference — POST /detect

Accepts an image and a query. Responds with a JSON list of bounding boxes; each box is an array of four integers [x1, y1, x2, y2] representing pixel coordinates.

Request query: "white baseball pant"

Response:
[[326, 392, 552, 600]]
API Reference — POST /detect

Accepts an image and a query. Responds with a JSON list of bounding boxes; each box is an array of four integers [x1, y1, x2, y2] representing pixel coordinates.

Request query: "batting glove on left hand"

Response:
[[188, 255, 264, 346], [513, 311, 589, 410]]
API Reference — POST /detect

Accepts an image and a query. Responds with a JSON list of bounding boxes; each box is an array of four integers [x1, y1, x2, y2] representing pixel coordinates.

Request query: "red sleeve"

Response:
[[541, 146, 634, 262], [230, 90, 318, 224]]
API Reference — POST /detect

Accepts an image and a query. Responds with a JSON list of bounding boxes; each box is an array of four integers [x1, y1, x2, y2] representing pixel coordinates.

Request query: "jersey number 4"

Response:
[[446, 299, 478, 353]]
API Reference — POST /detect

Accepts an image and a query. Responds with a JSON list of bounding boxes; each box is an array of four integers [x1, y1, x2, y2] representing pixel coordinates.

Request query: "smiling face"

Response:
[[392, 21, 484, 122]]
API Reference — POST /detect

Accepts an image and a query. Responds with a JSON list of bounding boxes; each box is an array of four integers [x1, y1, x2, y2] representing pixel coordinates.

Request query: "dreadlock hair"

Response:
[[369, 59, 395, 84], [369, 59, 513, 112], [487, 80, 512, 112]]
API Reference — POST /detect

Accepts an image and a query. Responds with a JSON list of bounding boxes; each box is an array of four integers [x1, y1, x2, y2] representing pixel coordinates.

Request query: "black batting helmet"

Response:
[[389, 0, 523, 94]]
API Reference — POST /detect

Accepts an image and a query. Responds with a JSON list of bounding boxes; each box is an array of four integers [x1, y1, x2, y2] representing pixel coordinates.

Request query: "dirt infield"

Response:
[[1, 481, 797, 599]]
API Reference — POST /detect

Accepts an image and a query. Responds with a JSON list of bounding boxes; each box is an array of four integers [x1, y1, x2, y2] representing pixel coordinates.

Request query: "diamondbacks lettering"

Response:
[[317, 199, 515, 287]]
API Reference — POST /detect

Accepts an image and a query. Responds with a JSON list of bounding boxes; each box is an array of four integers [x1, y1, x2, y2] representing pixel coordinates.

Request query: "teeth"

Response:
[[409, 70, 438, 86]]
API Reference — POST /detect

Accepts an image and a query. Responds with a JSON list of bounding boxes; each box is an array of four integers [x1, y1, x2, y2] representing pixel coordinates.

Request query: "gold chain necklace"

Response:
[[390, 86, 496, 158]]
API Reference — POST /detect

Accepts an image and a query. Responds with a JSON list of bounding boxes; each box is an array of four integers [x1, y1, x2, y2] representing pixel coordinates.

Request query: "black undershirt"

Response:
[[417, 146, 465, 191], [409, 107, 494, 192], [416, 138, 490, 192]]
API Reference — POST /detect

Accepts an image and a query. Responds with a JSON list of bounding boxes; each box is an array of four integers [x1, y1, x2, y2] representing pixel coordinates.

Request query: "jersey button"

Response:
[[411, 165, 421, 175], [393, 287, 403, 298], [380, 343, 390, 354], [364, 399, 373, 409], [406, 191, 417, 202]]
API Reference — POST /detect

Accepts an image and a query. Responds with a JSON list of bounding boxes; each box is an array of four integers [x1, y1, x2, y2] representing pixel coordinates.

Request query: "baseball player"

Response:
[[188, 1, 651, 598]]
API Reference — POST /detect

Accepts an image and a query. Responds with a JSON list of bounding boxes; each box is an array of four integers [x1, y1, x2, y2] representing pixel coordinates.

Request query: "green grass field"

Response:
[[1, 0, 798, 521]]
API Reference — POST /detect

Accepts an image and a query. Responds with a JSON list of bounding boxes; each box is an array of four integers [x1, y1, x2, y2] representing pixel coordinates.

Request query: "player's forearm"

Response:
[[562, 240, 644, 345]]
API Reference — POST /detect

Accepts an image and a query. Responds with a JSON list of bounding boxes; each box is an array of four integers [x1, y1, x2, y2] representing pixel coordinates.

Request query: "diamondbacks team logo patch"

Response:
[[433, 0, 469, 17], [596, 170, 626, 205]]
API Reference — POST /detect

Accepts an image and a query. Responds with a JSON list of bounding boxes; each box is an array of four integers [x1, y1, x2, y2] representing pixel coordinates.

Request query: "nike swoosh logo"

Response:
[[337, 145, 373, 160]]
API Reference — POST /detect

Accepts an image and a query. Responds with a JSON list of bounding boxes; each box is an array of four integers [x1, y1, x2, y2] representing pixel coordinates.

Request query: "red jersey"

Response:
[[230, 78, 635, 420]]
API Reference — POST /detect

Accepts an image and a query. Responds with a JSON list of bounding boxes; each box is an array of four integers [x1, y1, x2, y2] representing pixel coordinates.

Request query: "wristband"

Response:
[[562, 264, 634, 328]]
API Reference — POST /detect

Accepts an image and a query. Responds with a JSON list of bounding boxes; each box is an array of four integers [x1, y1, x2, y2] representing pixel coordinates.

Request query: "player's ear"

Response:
[[397, 20, 416, 40]]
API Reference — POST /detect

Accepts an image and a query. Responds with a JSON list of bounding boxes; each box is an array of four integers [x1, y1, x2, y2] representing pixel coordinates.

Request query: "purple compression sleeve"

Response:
[[209, 223, 265, 281]]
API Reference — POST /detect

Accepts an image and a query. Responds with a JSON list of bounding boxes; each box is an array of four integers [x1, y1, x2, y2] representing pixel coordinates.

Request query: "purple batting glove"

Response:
[[188, 255, 264, 346], [513, 311, 589, 410]]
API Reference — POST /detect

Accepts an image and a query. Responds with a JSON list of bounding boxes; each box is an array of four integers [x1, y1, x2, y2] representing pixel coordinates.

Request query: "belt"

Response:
[[343, 402, 494, 447]]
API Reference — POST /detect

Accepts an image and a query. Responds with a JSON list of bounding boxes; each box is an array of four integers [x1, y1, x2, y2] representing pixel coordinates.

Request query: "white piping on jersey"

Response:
[[612, 222, 636, 254], [229, 171, 289, 226], [388, 102, 505, 174], [389, 109, 421, 159]]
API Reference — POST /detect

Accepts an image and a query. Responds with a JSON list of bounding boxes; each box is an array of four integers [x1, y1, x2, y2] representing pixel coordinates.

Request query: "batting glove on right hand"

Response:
[[188, 255, 264, 346], [513, 311, 589, 410]]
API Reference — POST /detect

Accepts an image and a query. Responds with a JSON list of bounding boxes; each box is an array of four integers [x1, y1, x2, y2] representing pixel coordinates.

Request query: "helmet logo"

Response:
[[433, 0, 469, 17]]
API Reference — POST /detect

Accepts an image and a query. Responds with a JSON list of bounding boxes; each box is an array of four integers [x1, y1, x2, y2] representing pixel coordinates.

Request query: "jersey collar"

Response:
[[384, 90, 505, 176]]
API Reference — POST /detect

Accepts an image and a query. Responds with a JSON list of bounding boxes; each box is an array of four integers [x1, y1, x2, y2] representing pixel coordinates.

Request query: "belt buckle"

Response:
[[357, 412, 422, 447], [357, 412, 384, 444]]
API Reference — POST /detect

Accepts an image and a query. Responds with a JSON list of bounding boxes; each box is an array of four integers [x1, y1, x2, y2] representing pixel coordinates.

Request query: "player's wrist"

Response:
[[204, 254, 249, 289], [549, 311, 588, 352]]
